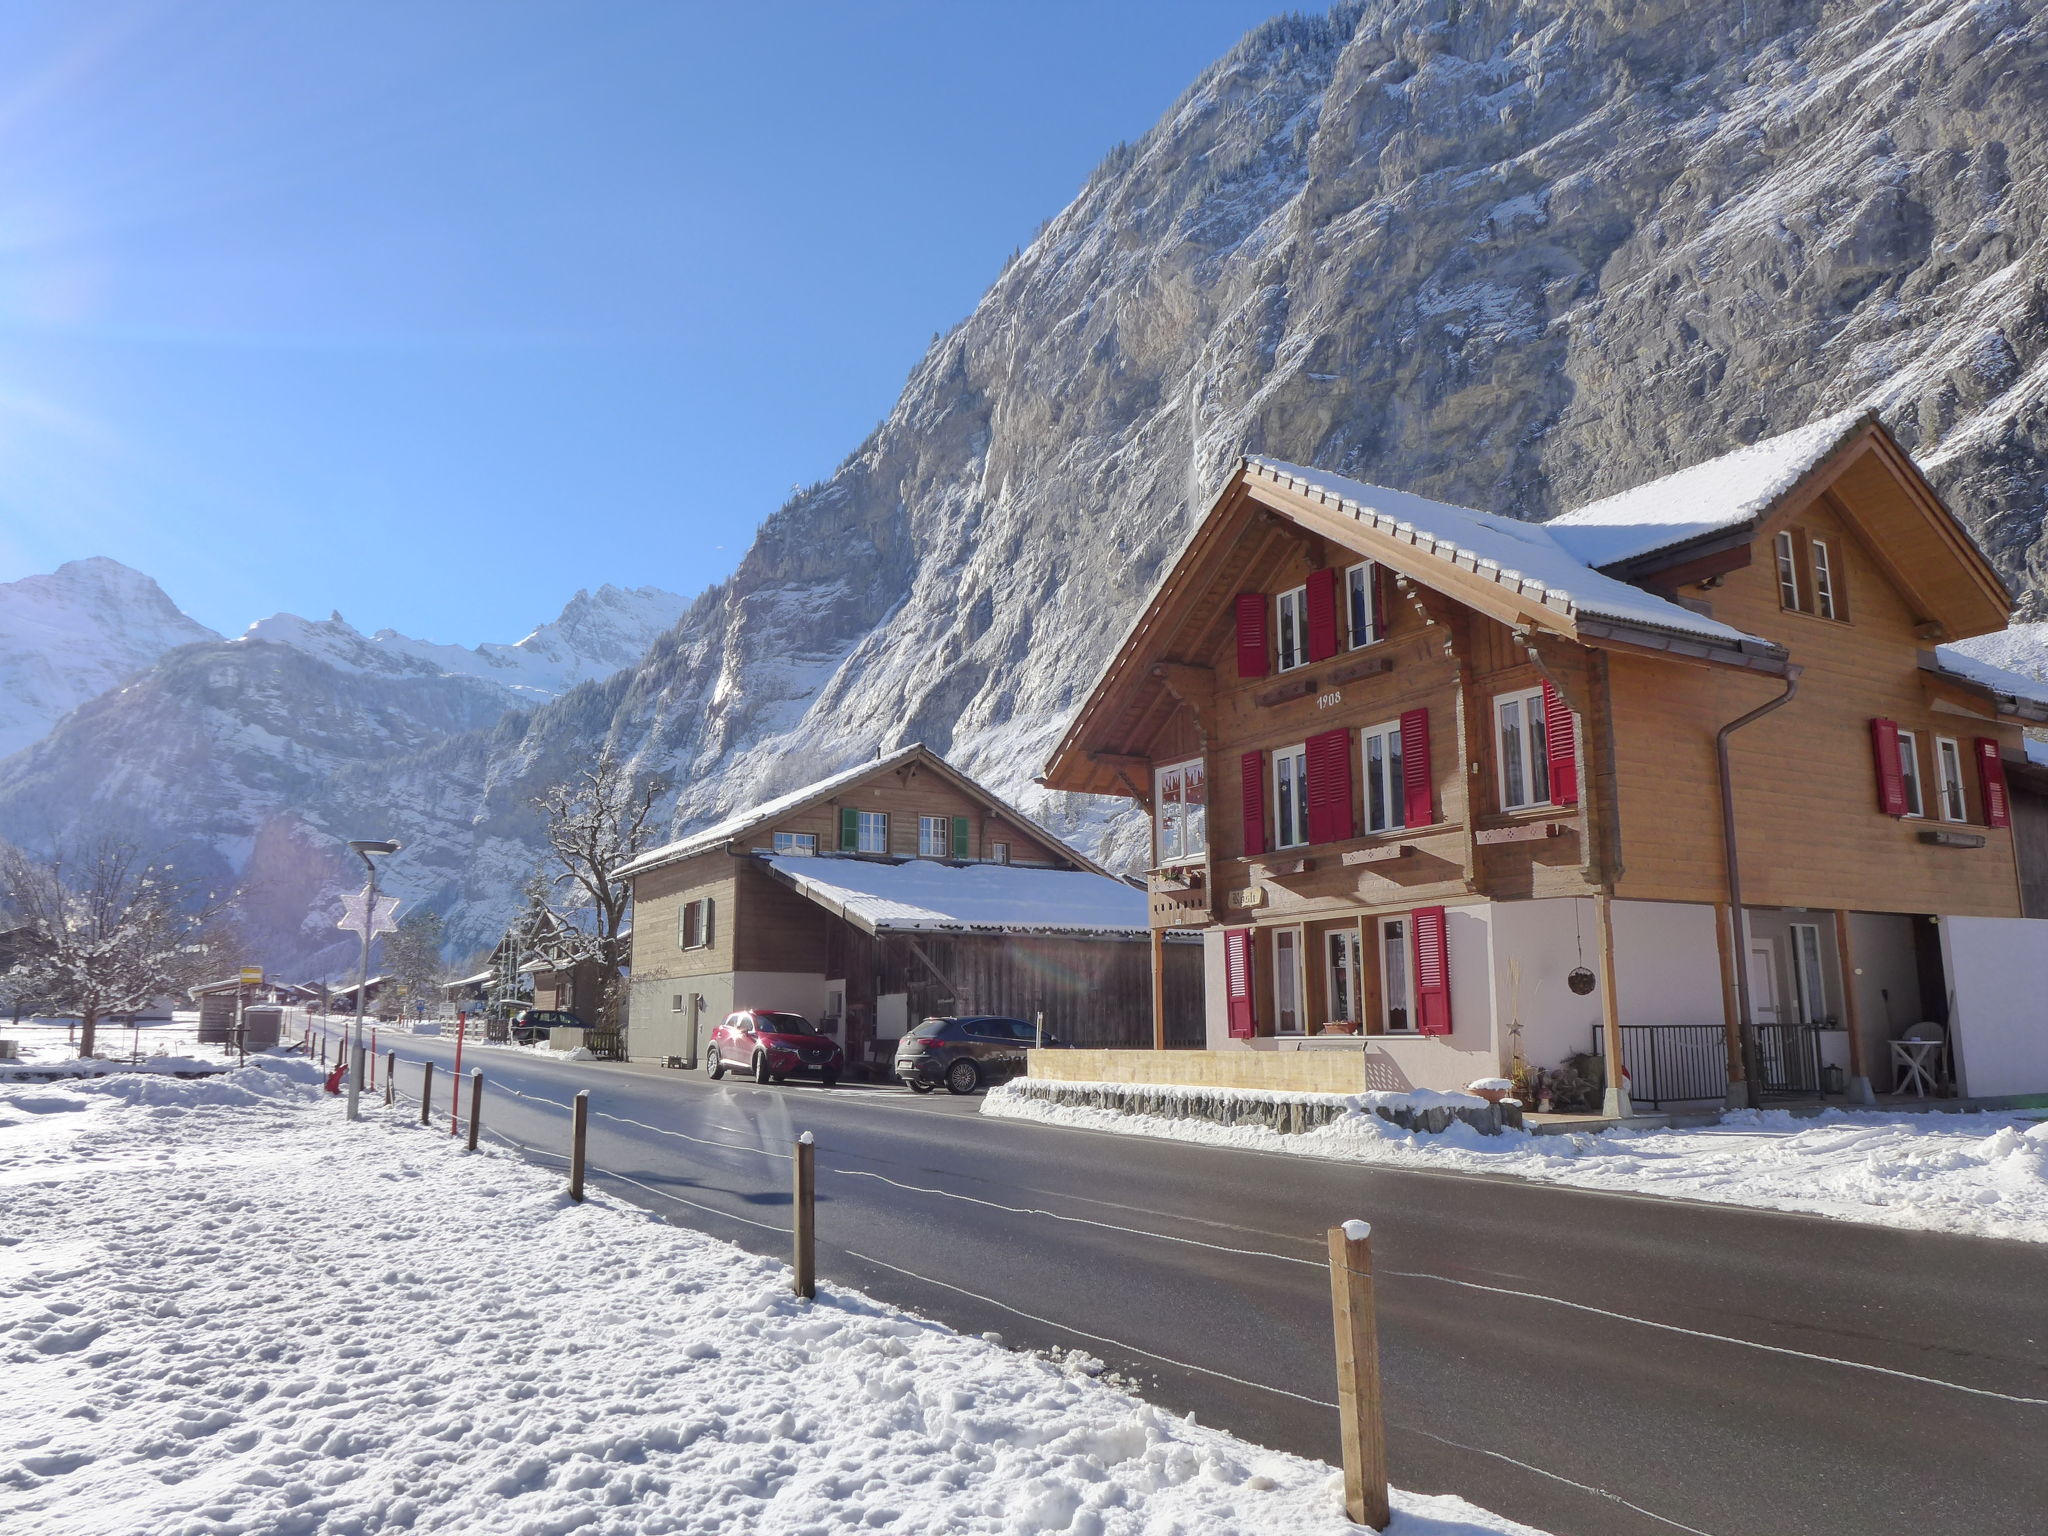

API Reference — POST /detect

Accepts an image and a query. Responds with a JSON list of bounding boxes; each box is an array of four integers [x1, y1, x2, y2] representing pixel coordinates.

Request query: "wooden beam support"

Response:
[[1594, 891, 1632, 1118]]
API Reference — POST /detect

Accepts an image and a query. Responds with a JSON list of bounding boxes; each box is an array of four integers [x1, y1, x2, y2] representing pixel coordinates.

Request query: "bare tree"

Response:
[[532, 757, 666, 1031], [385, 906, 445, 1020], [0, 838, 222, 1058]]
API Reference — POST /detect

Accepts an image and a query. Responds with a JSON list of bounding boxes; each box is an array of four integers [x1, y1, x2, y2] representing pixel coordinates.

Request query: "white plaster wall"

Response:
[[1490, 898, 1601, 1071], [1613, 901, 1724, 1028], [875, 992, 910, 1041], [1202, 928, 1234, 1050], [629, 972, 735, 1065], [1939, 916, 2048, 1098]]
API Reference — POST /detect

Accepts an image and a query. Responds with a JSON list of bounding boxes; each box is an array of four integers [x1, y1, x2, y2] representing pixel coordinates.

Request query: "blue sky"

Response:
[[0, 1, 1287, 645]]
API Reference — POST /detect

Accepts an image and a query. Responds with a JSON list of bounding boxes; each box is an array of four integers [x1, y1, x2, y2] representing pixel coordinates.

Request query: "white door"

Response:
[[1748, 944, 1780, 1024]]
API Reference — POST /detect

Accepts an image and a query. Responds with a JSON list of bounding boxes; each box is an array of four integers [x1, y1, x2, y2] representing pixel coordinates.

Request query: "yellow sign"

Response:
[[239, 967, 263, 986]]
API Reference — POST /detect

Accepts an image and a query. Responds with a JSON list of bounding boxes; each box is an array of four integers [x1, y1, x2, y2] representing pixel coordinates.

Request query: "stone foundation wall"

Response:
[[1027, 1047, 1370, 1094], [1000, 1076, 1517, 1136]]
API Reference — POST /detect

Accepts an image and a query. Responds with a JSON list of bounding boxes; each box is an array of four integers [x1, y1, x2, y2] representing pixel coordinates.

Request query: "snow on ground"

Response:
[[0, 1058, 1544, 1536], [984, 1082, 2048, 1244], [2, 1017, 224, 1077]]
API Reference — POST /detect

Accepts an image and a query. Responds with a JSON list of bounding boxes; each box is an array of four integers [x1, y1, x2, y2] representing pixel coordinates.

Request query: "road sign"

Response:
[[337, 892, 401, 938], [240, 966, 263, 986]]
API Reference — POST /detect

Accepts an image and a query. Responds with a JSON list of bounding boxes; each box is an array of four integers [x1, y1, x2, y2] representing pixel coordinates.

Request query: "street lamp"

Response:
[[345, 838, 401, 1122]]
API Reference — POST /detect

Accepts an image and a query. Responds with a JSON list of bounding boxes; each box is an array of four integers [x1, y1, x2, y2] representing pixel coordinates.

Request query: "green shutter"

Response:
[[840, 806, 860, 851], [952, 816, 970, 858]]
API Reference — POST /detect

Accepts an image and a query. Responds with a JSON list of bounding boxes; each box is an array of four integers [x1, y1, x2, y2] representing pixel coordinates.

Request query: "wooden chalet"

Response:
[[1045, 411, 2048, 1109], [620, 744, 1200, 1077]]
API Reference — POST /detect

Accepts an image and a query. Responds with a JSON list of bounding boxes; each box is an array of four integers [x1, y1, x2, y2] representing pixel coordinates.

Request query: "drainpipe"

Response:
[[1719, 665, 1802, 1110]]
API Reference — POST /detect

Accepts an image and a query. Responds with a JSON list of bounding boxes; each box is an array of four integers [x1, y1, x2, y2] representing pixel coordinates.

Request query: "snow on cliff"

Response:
[[0, 558, 219, 760]]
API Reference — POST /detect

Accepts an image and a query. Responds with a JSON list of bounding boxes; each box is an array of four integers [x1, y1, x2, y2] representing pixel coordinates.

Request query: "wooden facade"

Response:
[[1044, 416, 2044, 1100], [624, 745, 1195, 1074]]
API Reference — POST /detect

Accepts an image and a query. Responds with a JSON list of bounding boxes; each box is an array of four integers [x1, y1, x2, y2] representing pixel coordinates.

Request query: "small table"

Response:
[[1890, 1039, 1947, 1098]]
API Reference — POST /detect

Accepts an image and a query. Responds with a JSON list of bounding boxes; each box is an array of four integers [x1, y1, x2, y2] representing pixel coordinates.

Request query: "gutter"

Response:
[[1717, 665, 1803, 1110]]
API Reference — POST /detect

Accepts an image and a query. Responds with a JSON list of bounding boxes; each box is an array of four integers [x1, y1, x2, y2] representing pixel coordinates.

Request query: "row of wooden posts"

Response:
[[321, 1027, 1390, 1531]]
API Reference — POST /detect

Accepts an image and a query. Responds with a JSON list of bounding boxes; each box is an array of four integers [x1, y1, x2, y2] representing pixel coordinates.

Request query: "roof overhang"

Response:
[[756, 854, 1152, 941]]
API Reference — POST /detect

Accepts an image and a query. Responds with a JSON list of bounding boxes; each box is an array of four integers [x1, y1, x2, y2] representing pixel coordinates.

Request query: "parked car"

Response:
[[510, 1008, 588, 1044], [894, 1015, 1066, 1095], [706, 1009, 843, 1086]]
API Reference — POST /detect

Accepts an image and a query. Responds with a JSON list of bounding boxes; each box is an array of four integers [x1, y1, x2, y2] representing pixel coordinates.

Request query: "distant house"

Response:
[[620, 744, 1200, 1076], [1045, 412, 2048, 1107]]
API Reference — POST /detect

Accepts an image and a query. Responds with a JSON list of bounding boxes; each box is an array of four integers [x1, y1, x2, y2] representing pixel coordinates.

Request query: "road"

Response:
[[314, 1021, 2048, 1536]]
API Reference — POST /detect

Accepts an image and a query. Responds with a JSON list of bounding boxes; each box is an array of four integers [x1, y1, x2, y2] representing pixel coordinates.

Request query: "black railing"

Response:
[[1755, 1023, 1823, 1098], [1589, 1023, 1730, 1108]]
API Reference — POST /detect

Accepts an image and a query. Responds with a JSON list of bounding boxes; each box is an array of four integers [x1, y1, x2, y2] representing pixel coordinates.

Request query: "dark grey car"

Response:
[[893, 1015, 1065, 1095]]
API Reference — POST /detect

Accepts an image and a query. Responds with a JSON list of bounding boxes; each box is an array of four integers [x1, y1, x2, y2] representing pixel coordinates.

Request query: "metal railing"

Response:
[[1755, 1023, 1823, 1098], [1589, 1023, 1729, 1108]]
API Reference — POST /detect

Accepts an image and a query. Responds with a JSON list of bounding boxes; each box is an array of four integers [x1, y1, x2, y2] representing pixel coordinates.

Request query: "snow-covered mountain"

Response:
[[234, 584, 689, 705], [0, 558, 219, 759], [9, 0, 2048, 973]]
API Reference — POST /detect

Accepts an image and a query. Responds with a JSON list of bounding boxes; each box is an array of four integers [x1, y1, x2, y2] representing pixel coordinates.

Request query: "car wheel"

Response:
[[754, 1052, 773, 1085], [820, 1072, 838, 1088], [907, 1080, 935, 1095], [944, 1059, 981, 1096], [706, 1049, 725, 1080]]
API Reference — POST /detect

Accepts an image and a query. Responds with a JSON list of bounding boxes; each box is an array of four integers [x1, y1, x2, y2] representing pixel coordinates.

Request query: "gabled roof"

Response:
[[619, 743, 1107, 880], [1927, 644, 2048, 724], [757, 853, 1149, 938], [1544, 409, 1871, 568], [1245, 458, 1770, 648]]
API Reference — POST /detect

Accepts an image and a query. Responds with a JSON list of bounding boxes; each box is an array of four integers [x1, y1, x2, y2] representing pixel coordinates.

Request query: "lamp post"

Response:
[[345, 839, 401, 1122]]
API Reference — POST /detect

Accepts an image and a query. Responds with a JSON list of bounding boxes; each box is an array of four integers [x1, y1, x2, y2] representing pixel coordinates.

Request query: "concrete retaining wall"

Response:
[[1001, 1076, 1517, 1136], [1029, 1047, 1374, 1094]]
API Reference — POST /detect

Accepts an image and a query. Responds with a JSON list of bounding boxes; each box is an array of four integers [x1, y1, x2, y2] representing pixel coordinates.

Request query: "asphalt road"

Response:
[[313, 1022, 2048, 1536]]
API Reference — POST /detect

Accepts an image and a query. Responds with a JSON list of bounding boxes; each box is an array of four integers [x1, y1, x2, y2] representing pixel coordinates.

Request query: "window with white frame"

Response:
[[1360, 720, 1405, 834], [1935, 737, 1967, 822], [1272, 926, 1305, 1034], [1153, 758, 1208, 865], [1272, 743, 1310, 849], [991, 841, 1011, 865], [857, 810, 889, 853], [1495, 689, 1551, 811], [1275, 585, 1308, 671], [1811, 539, 1838, 620], [1775, 530, 1801, 610], [772, 831, 817, 856], [1379, 915, 1414, 1033], [1345, 562, 1380, 648], [1789, 923, 1828, 1025], [678, 897, 715, 950], [918, 815, 951, 858], [1896, 729, 1925, 817]]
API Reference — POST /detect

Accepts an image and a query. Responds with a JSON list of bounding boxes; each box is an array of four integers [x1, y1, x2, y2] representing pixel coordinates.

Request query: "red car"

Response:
[[706, 1009, 843, 1086]]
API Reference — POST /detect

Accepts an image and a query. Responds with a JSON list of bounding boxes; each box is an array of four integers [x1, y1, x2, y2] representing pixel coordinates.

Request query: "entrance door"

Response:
[[1273, 927, 1305, 1035], [1748, 944, 1780, 1024], [1325, 927, 1362, 1028]]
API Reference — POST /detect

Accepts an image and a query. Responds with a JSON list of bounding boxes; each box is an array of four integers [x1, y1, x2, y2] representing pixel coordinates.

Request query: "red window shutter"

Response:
[[1305, 727, 1355, 843], [1234, 592, 1269, 679], [1305, 567, 1340, 663], [1240, 750, 1267, 857], [1371, 563, 1390, 642], [1870, 719, 1907, 816], [1542, 681, 1579, 807], [1225, 928, 1257, 1038], [1399, 708, 1434, 828], [1976, 737, 2012, 828], [1411, 906, 1453, 1035]]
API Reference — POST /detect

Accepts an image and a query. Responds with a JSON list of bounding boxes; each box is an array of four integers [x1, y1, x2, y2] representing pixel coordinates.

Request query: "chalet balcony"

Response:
[[1146, 859, 1213, 924]]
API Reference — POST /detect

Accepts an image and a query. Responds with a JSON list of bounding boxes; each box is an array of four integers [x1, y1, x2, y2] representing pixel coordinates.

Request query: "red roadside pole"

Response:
[[449, 1012, 465, 1137]]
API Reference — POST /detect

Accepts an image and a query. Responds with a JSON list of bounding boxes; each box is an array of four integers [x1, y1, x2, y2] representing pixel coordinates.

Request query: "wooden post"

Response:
[[1594, 891, 1632, 1118], [1327, 1221, 1390, 1531], [466, 1068, 483, 1152], [568, 1090, 589, 1202], [1834, 911, 1874, 1103], [384, 1049, 397, 1105], [792, 1131, 816, 1299], [449, 1015, 464, 1137], [419, 1060, 433, 1126], [1149, 927, 1167, 1050]]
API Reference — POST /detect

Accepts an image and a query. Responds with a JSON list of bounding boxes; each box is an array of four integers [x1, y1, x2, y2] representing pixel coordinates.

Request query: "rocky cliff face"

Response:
[[10, 0, 2048, 971]]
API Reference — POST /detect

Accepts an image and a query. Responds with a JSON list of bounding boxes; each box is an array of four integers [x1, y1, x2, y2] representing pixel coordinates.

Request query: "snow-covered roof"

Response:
[[1246, 457, 1774, 650], [619, 749, 927, 877], [1543, 410, 1869, 569], [760, 855, 1150, 937], [446, 969, 494, 988], [1930, 645, 2048, 713]]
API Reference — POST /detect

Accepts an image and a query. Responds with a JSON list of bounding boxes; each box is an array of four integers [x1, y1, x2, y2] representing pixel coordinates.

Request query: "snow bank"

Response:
[[985, 1084, 2048, 1243], [0, 1066, 1544, 1535]]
